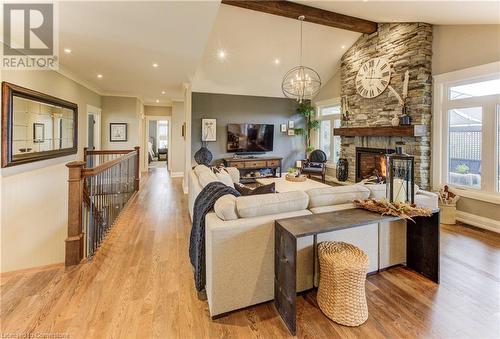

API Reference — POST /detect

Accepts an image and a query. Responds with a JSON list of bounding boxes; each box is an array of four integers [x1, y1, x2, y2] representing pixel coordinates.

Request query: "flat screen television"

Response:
[[227, 123, 274, 153]]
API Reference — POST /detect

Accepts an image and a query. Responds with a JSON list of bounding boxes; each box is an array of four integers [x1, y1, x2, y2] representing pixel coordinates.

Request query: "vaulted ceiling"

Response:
[[57, 1, 500, 105], [191, 4, 360, 98]]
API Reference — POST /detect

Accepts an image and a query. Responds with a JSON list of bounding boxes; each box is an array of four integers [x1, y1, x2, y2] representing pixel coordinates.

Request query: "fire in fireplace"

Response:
[[355, 147, 394, 183]]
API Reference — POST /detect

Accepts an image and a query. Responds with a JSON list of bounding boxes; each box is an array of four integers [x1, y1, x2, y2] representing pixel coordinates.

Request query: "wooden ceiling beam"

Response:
[[221, 0, 378, 34]]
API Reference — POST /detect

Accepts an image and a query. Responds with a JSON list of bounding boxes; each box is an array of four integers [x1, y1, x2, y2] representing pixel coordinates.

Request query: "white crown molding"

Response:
[[57, 65, 104, 96], [456, 211, 500, 234], [57, 65, 180, 106]]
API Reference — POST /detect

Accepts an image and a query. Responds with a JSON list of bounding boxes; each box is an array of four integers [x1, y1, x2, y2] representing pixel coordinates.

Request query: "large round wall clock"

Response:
[[355, 57, 391, 98]]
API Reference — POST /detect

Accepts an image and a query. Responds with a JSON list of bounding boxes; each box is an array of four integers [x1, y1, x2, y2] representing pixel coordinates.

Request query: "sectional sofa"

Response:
[[188, 165, 438, 317]]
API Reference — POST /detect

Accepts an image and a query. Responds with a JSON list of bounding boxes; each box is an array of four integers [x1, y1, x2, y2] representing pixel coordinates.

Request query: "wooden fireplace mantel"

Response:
[[333, 125, 428, 137]]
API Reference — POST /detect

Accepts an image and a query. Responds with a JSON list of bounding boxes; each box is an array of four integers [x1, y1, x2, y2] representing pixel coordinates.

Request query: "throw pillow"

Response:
[[235, 182, 275, 196], [215, 170, 235, 188]]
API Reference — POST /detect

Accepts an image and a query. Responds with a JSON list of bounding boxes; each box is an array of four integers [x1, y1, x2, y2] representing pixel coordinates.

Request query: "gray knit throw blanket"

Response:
[[189, 181, 240, 292]]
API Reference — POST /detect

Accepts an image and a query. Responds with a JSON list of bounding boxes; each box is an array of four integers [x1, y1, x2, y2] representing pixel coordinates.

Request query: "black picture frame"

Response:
[[33, 123, 45, 143], [110, 123, 128, 142]]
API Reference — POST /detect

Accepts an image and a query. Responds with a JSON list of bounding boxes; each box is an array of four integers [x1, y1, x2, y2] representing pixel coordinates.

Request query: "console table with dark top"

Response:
[[224, 156, 282, 183], [274, 208, 440, 335]]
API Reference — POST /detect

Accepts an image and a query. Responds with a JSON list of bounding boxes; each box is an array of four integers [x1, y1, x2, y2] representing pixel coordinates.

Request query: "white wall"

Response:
[[0, 70, 101, 273], [144, 105, 172, 116], [432, 25, 500, 75], [101, 96, 141, 151], [432, 25, 500, 224], [171, 101, 186, 176], [313, 69, 341, 104]]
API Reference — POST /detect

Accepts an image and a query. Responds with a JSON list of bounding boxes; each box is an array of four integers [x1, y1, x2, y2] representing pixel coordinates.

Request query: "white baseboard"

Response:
[[170, 172, 184, 178], [456, 211, 500, 234]]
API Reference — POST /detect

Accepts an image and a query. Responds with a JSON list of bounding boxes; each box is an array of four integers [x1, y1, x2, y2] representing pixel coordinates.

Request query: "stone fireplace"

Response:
[[339, 23, 432, 189], [356, 147, 394, 183]]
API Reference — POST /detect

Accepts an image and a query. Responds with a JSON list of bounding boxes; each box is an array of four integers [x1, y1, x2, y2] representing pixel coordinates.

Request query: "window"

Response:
[[157, 120, 168, 149], [317, 99, 341, 164], [447, 107, 482, 189], [449, 79, 500, 100], [434, 66, 500, 197]]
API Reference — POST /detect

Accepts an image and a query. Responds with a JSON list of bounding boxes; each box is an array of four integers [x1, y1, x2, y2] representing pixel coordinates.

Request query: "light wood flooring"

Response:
[[1, 168, 500, 338]]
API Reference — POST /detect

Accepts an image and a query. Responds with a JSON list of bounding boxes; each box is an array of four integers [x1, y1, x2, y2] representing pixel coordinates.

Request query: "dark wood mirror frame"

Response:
[[1, 82, 78, 167]]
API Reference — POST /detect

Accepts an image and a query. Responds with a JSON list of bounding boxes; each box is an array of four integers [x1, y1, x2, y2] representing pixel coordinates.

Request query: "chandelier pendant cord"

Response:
[[299, 16, 303, 66]]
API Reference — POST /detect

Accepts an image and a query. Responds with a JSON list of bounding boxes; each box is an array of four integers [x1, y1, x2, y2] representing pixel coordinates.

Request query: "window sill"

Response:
[[449, 186, 500, 205]]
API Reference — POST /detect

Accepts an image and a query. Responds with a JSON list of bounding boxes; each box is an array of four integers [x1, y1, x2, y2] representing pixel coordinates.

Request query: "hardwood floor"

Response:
[[1, 168, 500, 338]]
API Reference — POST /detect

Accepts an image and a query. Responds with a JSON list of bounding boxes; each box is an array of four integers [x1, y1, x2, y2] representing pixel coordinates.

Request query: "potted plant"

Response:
[[294, 101, 320, 156], [438, 185, 460, 225]]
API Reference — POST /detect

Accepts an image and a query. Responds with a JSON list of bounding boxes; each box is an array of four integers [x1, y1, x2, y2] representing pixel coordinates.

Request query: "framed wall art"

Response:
[[110, 123, 127, 142], [201, 118, 217, 141]]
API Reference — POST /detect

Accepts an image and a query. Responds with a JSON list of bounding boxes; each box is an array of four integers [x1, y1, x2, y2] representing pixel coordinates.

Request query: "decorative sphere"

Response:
[[282, 66, 321, 102]]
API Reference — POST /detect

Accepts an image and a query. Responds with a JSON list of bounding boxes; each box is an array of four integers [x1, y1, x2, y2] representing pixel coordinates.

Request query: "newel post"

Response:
[[65, 161, 86, 266], [134, 146, 140, 191], [83, 147, 88, 164]]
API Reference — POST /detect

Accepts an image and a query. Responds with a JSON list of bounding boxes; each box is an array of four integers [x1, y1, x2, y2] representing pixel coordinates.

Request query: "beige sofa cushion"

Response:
[[236, 191, 309, 218], [214, 194, 238, 220], [198, 170, 218, 188], [306, 185, 370, 208], [309, 203, 355, 214], [364, 183, 421, 199]]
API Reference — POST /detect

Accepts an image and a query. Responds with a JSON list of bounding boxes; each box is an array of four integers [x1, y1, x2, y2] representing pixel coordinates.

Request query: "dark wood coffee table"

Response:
[[274, 208, 440, 335]]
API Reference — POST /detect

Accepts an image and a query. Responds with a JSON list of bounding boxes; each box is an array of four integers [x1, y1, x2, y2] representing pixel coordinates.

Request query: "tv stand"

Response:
[[224, 156, 282, 183]]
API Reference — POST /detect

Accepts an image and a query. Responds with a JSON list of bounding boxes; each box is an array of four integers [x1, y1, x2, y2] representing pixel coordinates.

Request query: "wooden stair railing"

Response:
[[65, 146, 140, 266]]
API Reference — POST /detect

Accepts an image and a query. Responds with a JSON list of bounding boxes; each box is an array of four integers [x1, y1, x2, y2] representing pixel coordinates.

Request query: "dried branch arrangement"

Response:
[[353, 198, 433, 221], [438, 185, 459, 205]]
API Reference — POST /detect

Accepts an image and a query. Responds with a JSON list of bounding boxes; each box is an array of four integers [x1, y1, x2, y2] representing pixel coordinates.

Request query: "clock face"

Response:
[[355, 57, 391, 99]]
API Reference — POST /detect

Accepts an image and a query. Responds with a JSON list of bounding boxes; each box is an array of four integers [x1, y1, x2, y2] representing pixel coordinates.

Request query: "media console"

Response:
[[223, 156, 282, 183]]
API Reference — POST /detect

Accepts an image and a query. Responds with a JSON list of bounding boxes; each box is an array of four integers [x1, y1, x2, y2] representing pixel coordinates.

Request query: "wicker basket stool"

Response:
[[317, 241, 369, 326]]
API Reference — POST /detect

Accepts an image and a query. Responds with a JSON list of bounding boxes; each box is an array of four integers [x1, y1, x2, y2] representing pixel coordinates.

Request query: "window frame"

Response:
[[315, 98, 342, 166], [432, 61, 500, 203]]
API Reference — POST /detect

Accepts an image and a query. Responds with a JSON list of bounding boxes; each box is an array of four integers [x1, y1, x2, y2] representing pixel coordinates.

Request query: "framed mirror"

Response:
[[2, 82, 78, 167]]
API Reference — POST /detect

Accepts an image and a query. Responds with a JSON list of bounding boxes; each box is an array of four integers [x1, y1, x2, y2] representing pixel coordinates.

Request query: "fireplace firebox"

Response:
[[355, 147, 394, 183]]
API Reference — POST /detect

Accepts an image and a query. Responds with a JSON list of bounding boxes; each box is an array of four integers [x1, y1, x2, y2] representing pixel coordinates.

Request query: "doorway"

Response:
[[87, 105, 102, 166], [146, 116, 171, 172]]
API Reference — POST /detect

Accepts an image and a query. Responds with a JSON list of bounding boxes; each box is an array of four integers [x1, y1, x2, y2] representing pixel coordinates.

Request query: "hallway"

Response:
[[1, 168, 500, 338]]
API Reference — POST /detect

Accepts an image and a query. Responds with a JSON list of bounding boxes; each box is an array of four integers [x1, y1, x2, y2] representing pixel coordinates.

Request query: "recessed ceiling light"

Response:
[[341, 45, 346, 49], [218, 49, 226, 60], [97, 74, 103, 79], [274, 58, 281, 65], [156, 99, 159, 103], [161, 91, 166, 95], [152, 63, 159, 68], [64, 48, 72, 54]]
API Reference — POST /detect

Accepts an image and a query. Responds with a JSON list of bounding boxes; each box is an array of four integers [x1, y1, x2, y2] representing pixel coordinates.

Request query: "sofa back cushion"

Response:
[[236, 191, 309, 218], [306, 185, 370, 208], [214, 194, 238, 220], [364, 183, 420, 199]]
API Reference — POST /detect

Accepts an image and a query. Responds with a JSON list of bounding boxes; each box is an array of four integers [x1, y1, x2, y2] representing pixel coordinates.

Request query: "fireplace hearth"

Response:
[[355, 147, 394, 183]]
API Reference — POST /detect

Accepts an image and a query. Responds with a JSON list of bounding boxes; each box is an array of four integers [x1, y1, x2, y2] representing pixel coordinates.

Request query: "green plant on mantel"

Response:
[[294, 101, 320, 152]]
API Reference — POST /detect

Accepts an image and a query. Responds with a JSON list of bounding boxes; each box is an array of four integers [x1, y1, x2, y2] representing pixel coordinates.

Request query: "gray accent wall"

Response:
[[191, 92, 304, 170]]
